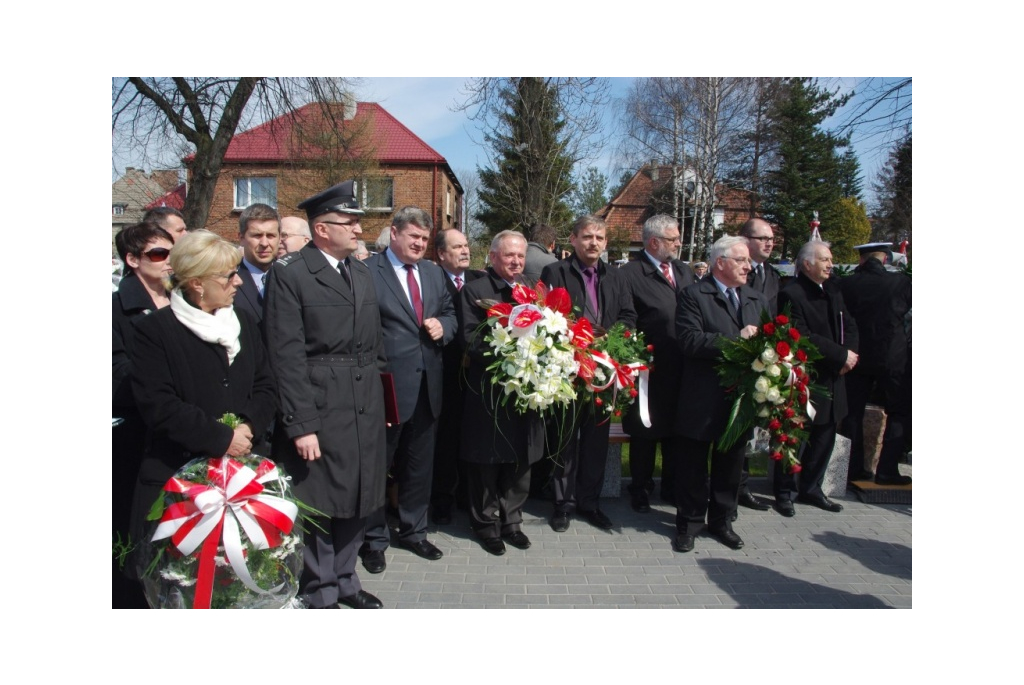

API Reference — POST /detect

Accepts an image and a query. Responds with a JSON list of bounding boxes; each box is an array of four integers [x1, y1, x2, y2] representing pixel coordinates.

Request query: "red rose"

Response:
[[776, 341, 791, 357], [623, 329, 631, 338], [646, 344, 654, 352], [788, 328, 801, 342], [595, 397, 603, 406], [771, 452, 783, 461], [763, 322, 776, 335], [788, 436, 799, 445], [768, 419, 782, 430], [796, 349, 807, 362], [778, 433, 789, 443], [629, 388, 638, 398], [775, 314, 789, 325], [788, 463, 802, 475], [614, 410, 622, 417], [783, 407, 795, 418]]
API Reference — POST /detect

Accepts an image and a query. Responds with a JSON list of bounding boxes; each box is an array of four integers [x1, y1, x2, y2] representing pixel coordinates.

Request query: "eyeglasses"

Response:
[[142, 247, 171, 262], [321, 219, 360, 228], [281, 233, 307, 240], [655, 235, 682, 245], [721, 256, 752, 265], [748, 236, 774, 244], [209, 271, 239, 282]]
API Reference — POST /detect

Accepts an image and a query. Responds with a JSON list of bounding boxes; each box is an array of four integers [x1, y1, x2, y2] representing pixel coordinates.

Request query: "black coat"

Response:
[[838, 258, 910, 377], [458, 269, 544, 466], [129, 304, 277, 537], [746, 261, 783, 318], [233, 263, 266, 333], [674, 277, 771, 442], [778, 273, 859, 425], [619, 256, 695, 438], [264, 243, 388, 518], [113, 273, 160, 412], [367, 251, 457, 422]]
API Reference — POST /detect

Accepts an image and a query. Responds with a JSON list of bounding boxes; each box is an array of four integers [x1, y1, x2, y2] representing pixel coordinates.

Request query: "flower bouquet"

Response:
[[579, 322, 654, 425], [480, 281, 594, 416], [138, 416, 303, 609], [715, 310, 823, 474]]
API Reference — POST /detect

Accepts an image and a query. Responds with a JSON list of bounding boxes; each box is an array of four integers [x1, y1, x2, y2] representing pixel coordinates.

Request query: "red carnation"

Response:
[[776, 341, 791, 357], [770, 452, 783, 461], [775, 314, 789, 325], [796, 349, 807, 362], [768, 419, 782, 430], [762, 322, 776, 335], [788, 328, 801, 342]]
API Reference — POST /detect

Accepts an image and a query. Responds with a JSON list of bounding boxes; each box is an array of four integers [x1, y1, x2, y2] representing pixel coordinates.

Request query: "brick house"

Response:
[[599, 164, 755, 261], [193, 102, 463, 252]]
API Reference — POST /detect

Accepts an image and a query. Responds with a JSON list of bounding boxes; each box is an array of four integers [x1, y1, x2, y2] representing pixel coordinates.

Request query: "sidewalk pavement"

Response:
[[359, 480, 912, 609]]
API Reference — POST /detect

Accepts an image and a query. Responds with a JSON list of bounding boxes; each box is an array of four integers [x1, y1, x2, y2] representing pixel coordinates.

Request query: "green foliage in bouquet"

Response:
[[582, 322, 653, 421]]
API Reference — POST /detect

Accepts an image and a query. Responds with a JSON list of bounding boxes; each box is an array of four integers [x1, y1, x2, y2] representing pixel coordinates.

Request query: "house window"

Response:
[[445, 187, 452, 221], [234, 177, 277, 210], [112, 204, 126, 216], [361, 177, 394, 212]]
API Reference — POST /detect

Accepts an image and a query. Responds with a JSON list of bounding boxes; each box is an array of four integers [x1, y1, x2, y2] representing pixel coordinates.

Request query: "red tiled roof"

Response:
[[144, 183, 186, 210], [220, 102, 447, 164]]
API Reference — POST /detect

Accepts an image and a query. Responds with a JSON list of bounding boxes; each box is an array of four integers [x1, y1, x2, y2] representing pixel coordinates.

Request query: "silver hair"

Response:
[[795, 240, 830, 274], [710, 235, 747, 265], [490, 230, 527, 253], [642, 214, 678, 243]]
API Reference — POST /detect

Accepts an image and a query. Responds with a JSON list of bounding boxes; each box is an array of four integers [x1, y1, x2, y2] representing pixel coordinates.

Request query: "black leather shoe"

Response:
[[501, 531, 532, 549], [708, 526, 744, 550], [480, 537, 506, 556], [360, 549, 386, 574], [550, 511, 571, 532], [849, 469, 875, 482], [875, 473, 912, 486], [796, 494, 843, 512], [729, 510, 738, 522], [776, 499, 795, 517], [398, 539, 443, 560], [673, 533, 695, 553], [338, 590, 383, 609], [630, 490, 651, 513], [432, 505, 452, 525], [579, 509, 613, 530], [738, 490, 770, 511]]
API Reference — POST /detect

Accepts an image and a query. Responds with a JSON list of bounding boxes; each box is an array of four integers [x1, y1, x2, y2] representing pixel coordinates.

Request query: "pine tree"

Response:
[[873, 135, 912, 243]]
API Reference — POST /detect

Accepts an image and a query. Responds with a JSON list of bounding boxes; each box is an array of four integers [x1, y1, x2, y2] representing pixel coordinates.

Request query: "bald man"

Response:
[[278, 216, 311, 257]]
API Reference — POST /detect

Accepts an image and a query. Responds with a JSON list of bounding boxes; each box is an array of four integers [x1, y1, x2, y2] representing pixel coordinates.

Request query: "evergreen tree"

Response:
[[826, 197, 872, 262], [760, 78, 851, 258], [873, 135, 912, 243], [569, 166, 610, 217], [474, 78, 578, 237], [836, 146, 863, 201]]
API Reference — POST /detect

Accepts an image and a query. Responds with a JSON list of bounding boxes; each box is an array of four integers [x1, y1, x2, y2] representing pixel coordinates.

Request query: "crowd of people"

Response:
[[113, 181, 911, 609]]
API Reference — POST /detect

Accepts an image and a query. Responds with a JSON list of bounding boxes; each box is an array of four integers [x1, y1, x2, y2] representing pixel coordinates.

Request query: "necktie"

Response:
[[454, 275, 463, 291], [750, 263, 762, 289], [405, 264, 423, 324], [583, 266, 599, 319], [260, 272, 267, 294], [727, 287, 740, 315], [660, 261, 675, 288], [338, 259, 351, 288]]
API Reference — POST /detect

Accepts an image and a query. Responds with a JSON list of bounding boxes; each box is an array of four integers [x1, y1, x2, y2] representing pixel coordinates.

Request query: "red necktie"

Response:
[[660, 262, 675, 288], [404, 264, 423, 324], [455, 275, 463, 291]]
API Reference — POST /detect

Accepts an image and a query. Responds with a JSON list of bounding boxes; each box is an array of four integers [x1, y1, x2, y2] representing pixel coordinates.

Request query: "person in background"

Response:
[[691, 262, 708, 279], [233, 203, 280, 330], [278, 216, 311, 257], [142, 206, 188, 242]]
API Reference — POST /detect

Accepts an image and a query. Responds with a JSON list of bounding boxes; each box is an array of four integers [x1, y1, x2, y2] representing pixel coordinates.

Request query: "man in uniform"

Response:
[[264, 180, 387, 609], [540, 215, 636, 532]]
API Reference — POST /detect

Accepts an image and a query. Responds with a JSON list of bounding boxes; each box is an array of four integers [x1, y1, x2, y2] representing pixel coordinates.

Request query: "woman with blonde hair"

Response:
[[128, 230, 277, 579]]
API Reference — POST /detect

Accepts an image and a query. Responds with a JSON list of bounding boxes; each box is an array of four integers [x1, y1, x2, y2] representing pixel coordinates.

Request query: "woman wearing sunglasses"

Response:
[[112, 221, 175, 607], [127, 230, 277, 604]]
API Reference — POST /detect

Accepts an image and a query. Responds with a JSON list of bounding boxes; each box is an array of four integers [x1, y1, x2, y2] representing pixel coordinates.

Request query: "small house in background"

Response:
[[191, 101, 463, 251], [599, 164, 754, 262], [111, 167, 182, 245]]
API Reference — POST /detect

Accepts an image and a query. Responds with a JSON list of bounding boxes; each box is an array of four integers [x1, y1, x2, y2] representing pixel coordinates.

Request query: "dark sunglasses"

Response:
[[143, 247, 171, 262]]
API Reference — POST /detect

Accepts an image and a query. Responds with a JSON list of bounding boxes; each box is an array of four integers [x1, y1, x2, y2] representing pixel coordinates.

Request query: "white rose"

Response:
[[757, 407, 770, 418], [766, 387, 782, 403], [766, 364, 781, 378], [761, 347, 778, 364], [754, 376, 770, 393], [753, 392, 767, 404], [751, 359, 766, 373]]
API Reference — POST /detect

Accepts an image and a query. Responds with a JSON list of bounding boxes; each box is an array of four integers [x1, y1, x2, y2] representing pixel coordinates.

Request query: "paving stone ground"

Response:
[[358, 480, 912, 609]]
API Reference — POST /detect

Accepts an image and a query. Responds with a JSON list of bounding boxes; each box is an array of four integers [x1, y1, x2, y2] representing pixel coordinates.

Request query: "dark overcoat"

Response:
[[129, 305, 277, 537], [367, 251, 456, 422], [747, 261, 783, 317], [458, 269, 545, 466], [233, 264, 266, 332], [263, 243, 388, 518], [619, 256, 695, 438], [778, 273, 859, 425], [674, 277, 770, 442], [539, 256, 637, 331], [838, 258, 910, 377]]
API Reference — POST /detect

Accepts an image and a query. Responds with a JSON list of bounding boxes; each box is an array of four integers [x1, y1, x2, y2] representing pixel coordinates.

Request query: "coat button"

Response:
[[358, 408, 365, 414], [355, 374, 362, 380], [222, 379, 229, 387], [356, 342, 362, 348]]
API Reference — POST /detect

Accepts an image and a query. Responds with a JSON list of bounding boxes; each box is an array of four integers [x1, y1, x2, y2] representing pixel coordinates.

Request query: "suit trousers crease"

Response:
[[673, 436, 744, 536], [553, 406, 610, 513], [301, 515, 366, 608], [466, 460, 531, 539]]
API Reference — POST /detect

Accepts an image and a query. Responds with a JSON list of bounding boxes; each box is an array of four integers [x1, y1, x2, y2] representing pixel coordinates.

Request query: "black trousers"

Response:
[[672, 436, 744, 536], [553, 403, 610, 513], [775, 422, 837, 501], [300, 515, 367, 608], [465, 461, 531, 539], [628, 436, 678, 498]]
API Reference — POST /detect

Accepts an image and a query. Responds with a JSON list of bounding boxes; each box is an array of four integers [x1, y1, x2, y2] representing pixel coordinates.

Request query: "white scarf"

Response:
[[170, 289, 242, 365]]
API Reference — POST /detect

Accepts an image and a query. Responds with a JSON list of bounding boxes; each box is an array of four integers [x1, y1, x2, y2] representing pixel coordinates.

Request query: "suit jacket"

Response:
[[539, 256, 637, 331], [523, 242, 559, 286], [674, 277, 771, 442], [619, 256, 695, 437], [233, 263, 266, 331], [458, 269, 544, 466], [441, 269, 485, 387], [778, 273, 860, 425], [367, 251, 457, 422], [838, 258, 910, 377], [746, 261, 783, 317], [264, 243, 387, 518]]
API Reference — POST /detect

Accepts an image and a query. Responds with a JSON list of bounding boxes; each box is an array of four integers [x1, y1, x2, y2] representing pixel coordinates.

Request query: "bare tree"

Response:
[[112, 77, 361, 229]]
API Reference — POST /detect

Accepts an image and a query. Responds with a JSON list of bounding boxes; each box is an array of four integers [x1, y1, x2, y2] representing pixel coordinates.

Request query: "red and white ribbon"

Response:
[[587, 353, 651, 427], [152, 457, 298, 609]]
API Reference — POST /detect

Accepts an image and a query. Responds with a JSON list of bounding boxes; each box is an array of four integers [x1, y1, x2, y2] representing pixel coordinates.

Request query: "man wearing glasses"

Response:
[[264, 181, 388, 609], [277, 216, 311, 257]]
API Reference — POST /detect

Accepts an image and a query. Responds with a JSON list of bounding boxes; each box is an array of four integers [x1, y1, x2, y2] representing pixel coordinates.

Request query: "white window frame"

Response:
[[361, 177, 394, 212], [112, 204, 126, 216], [234, 177, 278, 210]]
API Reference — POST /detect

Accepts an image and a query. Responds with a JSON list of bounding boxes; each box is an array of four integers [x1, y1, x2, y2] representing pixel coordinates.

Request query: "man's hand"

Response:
[[739, 324, 760, 340], [225, 427, 253, 457], [295, 433, 322, 461], [840, 350, 859, 375], [423, 317, 444, 341]]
